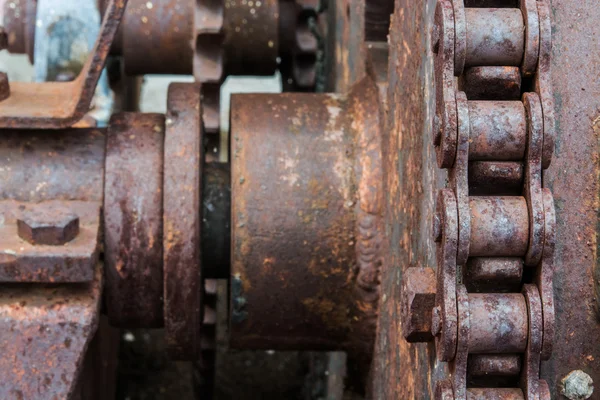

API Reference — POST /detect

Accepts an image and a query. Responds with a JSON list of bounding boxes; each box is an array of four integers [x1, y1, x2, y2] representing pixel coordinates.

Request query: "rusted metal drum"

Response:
[[104, 112, 165, 328], [223, 0, 279, 76], [121, 0, 194, 75], [229, 77, 382, 354]]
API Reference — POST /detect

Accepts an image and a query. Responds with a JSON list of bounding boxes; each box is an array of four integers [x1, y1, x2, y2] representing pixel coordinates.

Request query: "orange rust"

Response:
[[229, 75, 383, 360]]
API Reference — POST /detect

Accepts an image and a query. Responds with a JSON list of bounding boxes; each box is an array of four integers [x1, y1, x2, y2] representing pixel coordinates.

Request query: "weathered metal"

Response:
[[104, 112, 165, 328], [371, 0, 569, 397], [0, 200, 100, 282], [401, 267, 436, 342], [1, 0, 37, 62], [0, 71, 9, 101], [461, 67, 521, 100], [202, 162, 231, 279], [229, 75, 382, 355], [468, 162, 523, 196], [467, 101, 526, 161], [223, 0, 279, 76], [0, 128, 106, 202], [464, 9, 524, 68], [163, 82, 203, 359], [468, 197, 529, 257], [0, 0, 128, 129], [464, 257, 523, 293], [17, 204, 80, 246], [0, 263, 103, 399], [467, 293, 528, 354], [0, 127, 105, 283], [121, 0, 194, 75], [468, 354, 522, 377]]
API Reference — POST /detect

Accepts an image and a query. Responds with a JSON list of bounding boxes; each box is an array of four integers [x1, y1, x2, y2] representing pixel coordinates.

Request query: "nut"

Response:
[[401, 267, 437, 342], [560, 370, 594, 400], [17, 204, 80, 246]]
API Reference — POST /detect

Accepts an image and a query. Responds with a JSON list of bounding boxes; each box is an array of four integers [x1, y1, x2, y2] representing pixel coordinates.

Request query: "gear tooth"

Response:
[[195, 0, 225, 143]]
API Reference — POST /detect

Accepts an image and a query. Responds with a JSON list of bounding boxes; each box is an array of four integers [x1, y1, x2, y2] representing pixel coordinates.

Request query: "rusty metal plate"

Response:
[[0, 263, 103, 399], [0, 128, 106, 202], [104, 112, 165, 328], [163, 82, 203, 360], [0, 0, 127, 129], [0, 200, 100, 282]]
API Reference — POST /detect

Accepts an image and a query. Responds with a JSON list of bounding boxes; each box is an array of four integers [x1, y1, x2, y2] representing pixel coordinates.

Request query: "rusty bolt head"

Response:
[[401, 267, 437, 342], [0, 71, 10, 102], [560, 370, 594, 400], [17, 205, 80, 246]]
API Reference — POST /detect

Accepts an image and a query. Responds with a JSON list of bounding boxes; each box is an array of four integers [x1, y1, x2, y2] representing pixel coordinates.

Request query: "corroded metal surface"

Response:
[[223, 0, 278, 76], [373, 0, 600, 398], [163, 82, 203, 359], [202, 162, 231, 279], [0, 128, 106, 202], [1, 0, 37, 62], [0, 0, 127, 129], [543, 0, 600, 394], [230, 76, 382, 355], [104, 112, 165, 328], [121, 0, 194, 75], [0, 263, 103, 399], [0, 200, 100, 282], [326, 0, 366, 92]]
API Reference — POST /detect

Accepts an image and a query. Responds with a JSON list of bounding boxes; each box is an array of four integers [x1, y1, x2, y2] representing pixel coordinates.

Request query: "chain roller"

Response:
[[429, 0, 556, 398]]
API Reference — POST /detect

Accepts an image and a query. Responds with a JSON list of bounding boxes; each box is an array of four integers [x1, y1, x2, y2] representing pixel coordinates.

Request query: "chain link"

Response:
[[431, 0, 555, 398]]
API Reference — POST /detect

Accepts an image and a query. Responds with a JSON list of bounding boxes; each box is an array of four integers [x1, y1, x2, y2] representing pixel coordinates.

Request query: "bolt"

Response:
[[431, 305, 441, 336], [17, 205, 80, 246], [0, 72, 10, 102], [560, 370, 594, 400], [401, 267, 436, 343]]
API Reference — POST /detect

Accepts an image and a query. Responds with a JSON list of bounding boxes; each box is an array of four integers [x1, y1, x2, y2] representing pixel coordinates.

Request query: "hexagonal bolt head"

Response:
[[560, 370, 594, 400], [17, 205, 80, 246], [401, 267, 437, 343]]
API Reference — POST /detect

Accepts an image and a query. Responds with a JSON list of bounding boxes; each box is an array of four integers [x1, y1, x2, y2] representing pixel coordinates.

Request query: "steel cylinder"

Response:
[[469, 197, 529, 257], [0, 128, 106, 202], [121, 0, 194, 75], [469, 161, 524, 195], [465, 8, 525, 67], [468, 354, 522, 377], [465, 257, 523, 292], [462, 66, 521, 100], [468, 101, 527, 161], [223, 0, 279, 76], [467, 388, 524, 400], [2, 0, 37, 62], [202, 162, 231, 279], [229, 79, 382, 352], [468, 293, 528, 353]]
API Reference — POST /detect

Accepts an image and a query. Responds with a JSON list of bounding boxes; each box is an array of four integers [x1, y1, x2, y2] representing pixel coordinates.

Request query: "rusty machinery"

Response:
[[0, 0, 599, 399]]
